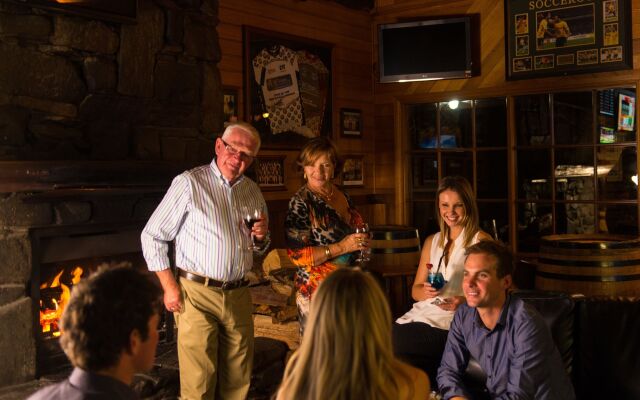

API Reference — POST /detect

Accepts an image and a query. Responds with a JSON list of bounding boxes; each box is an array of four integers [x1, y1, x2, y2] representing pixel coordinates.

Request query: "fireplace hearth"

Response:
[[30, 223, 175, 376]]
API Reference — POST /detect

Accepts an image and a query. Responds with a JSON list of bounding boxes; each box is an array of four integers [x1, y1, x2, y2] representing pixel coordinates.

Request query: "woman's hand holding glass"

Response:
[[420, 281, 441, 300], [337, 230, 370, 259], [355, 223, 371, 264]]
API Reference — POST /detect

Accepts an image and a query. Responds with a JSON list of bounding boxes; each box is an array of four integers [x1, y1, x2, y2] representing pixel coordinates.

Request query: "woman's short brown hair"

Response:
[[296, 137, 343, 175]]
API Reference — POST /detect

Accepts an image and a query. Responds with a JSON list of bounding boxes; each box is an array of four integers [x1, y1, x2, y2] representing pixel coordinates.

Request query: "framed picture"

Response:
[[255, 156, 286, 191], [340, 108, 363, 138], [243, 26, 333, 149], [342, 156, 364, 187], [505, 0, 632, 80], [6, 0, 137, 23], [223, 87, 239, 124]]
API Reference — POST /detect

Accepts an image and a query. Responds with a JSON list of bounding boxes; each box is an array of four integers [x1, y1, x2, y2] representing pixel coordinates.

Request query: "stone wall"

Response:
[[0, 0, 223, 386], [0, 0, 222, 162]]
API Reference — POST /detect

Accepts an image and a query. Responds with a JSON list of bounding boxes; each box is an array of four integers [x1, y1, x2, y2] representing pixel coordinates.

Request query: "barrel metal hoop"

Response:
[[536, 271, 640, 282], [371, 246, 421, 254], [370, 230, 419, 240], [541, 236, 640, 250], [538, 257, 640, 268]]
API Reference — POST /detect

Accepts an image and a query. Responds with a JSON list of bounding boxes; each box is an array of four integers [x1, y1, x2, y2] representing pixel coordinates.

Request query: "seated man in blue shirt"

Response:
[[437, 241, 575, 400], [28, 267, 163, 400]]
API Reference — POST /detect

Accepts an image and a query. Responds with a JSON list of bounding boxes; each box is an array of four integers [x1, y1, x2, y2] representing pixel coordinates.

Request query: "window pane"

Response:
[[597, 88, 636, 143], [442, 151, 473, 182], [517, 149, 552, 199], [517, 202, 553, 252], [440, 101, 472, 148], [555, 148, 595, 201], [408, 103, 437, 149], [411, 154, 438, 190], [554, 91, 593, 145], [476, 98, 507, 147], [555, 203, 595, 234], [477, 150, 508, 198], [412, 201, 437, 241], [597, 146, 637, 201], [600, 204, 638, 235], [515, 94, 550, 145], [478, 201, 509, 243]]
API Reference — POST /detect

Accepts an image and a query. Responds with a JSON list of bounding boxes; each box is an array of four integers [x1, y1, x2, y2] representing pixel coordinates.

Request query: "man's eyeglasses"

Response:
[[220, 138, 254, 162]]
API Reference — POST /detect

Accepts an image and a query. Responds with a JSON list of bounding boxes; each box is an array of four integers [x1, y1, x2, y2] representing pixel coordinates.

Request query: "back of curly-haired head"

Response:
[[278, 268, 414, 400], [60, 266, 163, 371]]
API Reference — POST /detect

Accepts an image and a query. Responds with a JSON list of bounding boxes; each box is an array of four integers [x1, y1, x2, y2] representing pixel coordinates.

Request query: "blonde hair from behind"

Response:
[[278, 268, 416, 400], [435, 175, 480, 248]]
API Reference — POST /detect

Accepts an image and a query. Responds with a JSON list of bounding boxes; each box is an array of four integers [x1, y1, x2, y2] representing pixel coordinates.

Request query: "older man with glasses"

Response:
[[142, 122, 270, 400]]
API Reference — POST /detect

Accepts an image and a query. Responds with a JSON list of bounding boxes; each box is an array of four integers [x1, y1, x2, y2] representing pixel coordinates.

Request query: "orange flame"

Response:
[[39, 266, 84, 337]]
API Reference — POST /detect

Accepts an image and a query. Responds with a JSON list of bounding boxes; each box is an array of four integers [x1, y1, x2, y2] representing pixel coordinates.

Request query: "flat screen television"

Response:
[[378, 16, 476, 83]]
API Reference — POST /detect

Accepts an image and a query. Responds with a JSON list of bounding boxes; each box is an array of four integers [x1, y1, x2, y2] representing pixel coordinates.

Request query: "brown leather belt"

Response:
[[178, 269, 249, 290]]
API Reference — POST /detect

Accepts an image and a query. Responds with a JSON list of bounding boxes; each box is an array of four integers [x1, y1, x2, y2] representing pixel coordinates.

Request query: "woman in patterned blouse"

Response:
[[285, 137, 369, 332]]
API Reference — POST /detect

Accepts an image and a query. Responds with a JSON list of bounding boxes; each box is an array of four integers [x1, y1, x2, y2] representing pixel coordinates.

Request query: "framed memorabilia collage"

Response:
[[255, 156, 286, 191], [505, 0, 632, 80], [243, 26, 333, 149]]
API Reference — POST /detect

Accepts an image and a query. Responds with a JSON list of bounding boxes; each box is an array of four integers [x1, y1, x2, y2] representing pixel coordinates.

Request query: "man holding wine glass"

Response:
[[141, 122, 269, 400]]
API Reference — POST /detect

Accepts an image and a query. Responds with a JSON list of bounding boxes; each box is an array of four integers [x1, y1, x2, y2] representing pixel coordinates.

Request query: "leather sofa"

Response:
[[462, 290, 640, 400]]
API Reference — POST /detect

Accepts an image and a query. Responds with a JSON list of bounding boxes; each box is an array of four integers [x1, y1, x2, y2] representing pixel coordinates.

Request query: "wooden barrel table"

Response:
[[368, 225, 421, 268], [536, 234, 640, 297], [367, 225, 421, 317]]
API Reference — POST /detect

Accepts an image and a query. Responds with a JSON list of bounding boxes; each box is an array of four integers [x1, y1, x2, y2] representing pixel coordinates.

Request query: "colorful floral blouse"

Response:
[[285, 185, 364, 300]]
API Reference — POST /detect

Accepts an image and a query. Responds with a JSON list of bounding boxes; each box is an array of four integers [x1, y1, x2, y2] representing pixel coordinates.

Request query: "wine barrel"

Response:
[[536, 234, 640, 297], [368, 225, 421, 269]]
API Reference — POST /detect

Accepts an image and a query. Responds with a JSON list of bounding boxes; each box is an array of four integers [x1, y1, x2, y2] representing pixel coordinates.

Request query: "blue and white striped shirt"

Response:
[[141, 159, 269, 281]]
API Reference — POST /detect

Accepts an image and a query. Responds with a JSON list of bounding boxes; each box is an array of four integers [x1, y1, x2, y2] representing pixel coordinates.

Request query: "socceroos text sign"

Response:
[[529, 0, 594, 10]]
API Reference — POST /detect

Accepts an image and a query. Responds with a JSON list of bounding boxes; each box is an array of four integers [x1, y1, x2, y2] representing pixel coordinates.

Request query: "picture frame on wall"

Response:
[[223, 87, 239, 124], [505, 0, 632, 80], [342, 156, 364, 187], [255, 156, 286, 191], [243, 26, 333, 149], [340, 108, 363, 138]]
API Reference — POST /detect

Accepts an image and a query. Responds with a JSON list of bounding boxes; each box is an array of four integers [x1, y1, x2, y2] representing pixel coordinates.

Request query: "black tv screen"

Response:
[[378, 17, 473, 83]]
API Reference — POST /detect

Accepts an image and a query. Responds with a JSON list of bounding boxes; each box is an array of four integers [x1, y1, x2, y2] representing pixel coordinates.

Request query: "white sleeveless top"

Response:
[[396, 229, 480, 330]]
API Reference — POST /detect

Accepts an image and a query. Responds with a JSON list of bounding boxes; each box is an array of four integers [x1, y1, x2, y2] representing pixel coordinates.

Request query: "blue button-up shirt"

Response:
[[437, 294, 575, 400]]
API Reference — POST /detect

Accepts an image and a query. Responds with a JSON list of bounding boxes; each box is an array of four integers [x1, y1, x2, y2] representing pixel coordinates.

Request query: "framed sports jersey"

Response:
[[505, 0, 632, 80], [243, 26, 333, 149]]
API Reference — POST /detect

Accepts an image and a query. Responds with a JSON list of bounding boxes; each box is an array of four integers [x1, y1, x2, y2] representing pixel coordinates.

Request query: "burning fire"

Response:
[[40, 266, 84, 337]]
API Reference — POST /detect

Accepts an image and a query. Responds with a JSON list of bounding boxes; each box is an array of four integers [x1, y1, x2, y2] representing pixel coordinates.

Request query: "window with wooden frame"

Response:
[[406, 97, 509, 244]]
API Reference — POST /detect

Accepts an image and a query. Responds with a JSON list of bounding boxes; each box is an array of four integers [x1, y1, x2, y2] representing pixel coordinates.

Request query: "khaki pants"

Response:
[[176, 278, 254, 400]]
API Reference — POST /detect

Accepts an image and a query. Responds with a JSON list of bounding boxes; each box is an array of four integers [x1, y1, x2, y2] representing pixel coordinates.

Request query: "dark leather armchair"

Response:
[[461, 291, 640, 400]]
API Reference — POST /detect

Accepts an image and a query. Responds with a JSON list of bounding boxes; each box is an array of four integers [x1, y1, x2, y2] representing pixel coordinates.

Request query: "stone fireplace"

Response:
[[0, 0, 223, 387]]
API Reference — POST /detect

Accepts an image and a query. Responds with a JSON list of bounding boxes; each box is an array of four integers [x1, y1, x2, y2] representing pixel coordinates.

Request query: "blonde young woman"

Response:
[[394, 176, 492, 382], [276, 268, 430, 400]]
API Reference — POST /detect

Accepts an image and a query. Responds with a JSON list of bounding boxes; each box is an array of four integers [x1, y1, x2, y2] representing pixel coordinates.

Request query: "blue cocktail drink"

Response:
[[427, 272, 446, 290]]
